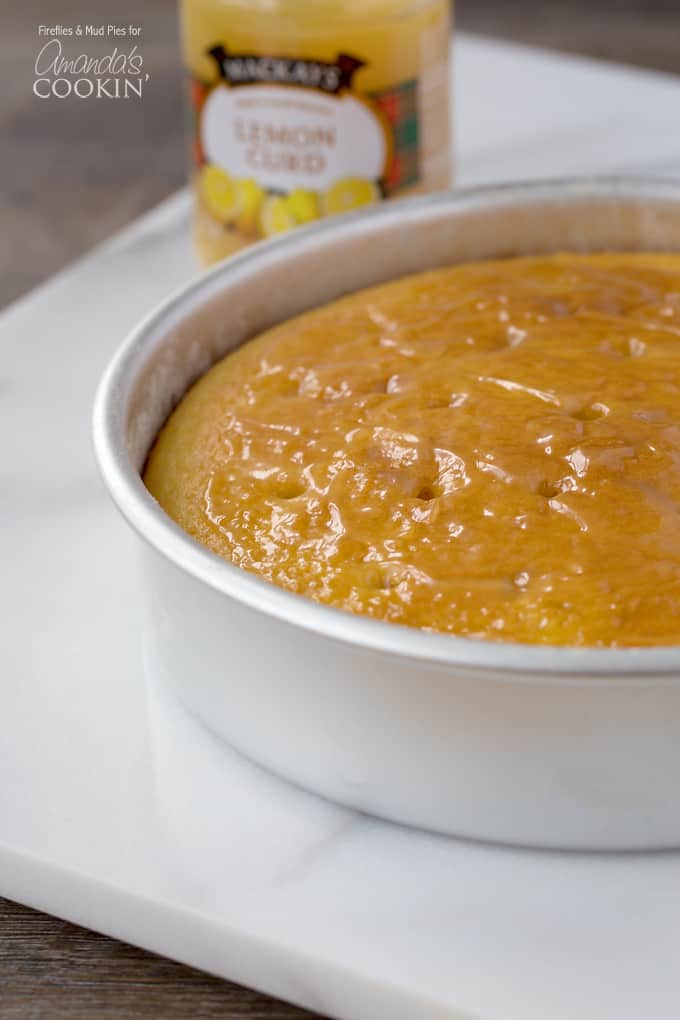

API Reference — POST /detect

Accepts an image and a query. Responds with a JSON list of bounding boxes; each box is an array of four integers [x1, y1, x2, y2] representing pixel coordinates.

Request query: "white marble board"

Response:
[[3, 36, 680, 1020]]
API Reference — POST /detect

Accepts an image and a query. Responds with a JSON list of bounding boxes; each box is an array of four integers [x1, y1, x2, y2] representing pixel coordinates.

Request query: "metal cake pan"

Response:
[[94, 178, 680, 849]]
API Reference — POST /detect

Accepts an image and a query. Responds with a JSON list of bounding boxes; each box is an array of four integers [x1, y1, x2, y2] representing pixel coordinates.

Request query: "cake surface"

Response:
[[144, 253, 680, 646]]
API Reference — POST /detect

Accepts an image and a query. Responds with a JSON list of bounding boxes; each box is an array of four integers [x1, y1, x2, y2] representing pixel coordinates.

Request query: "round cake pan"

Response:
[[93, 178, 680, 850]]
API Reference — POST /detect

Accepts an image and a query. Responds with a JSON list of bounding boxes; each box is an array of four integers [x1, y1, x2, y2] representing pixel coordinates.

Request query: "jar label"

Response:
[[187, 44, 423, 243], [202, 84, 388, 193]]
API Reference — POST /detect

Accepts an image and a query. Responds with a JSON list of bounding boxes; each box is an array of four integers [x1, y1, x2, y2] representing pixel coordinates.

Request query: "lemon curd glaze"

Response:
[[144, 253, 680, 647]]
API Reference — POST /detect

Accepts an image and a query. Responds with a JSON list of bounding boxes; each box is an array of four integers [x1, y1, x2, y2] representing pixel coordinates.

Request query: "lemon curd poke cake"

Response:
[[144, 253, 680, 647]]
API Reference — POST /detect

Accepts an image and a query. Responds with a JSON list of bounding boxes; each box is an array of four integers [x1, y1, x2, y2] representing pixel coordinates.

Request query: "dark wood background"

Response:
[[2, 1, 679, 1016]]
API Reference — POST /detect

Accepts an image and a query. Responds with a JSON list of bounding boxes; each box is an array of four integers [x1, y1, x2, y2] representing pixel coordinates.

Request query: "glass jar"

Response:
[[179, 0, 453, 263]]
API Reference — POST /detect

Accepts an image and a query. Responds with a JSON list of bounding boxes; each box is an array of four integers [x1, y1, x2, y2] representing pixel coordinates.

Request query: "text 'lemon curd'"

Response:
[[144, 253, 680, 647]]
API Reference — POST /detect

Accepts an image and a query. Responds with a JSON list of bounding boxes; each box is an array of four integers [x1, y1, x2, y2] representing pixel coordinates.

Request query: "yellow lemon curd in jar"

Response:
[[143, 253, 680, 647]]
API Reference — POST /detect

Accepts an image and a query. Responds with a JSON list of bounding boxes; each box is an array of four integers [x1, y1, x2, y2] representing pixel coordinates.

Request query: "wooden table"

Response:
[[2, 0, 679, 1016], [0, 899, 318, 1019]]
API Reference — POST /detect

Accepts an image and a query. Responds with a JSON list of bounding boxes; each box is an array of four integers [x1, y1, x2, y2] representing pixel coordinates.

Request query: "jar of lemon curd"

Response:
[[179, 0, 452, 263]]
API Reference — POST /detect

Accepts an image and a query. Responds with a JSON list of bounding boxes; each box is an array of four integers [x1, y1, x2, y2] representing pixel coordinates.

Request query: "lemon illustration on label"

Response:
[[322, 178, 380, 216], [235, 179, 265, 234], [259, 195, 297, 237], [199, 164, 239, 224], [286, 189, 320, 225], [200, 166, 266, 234]]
